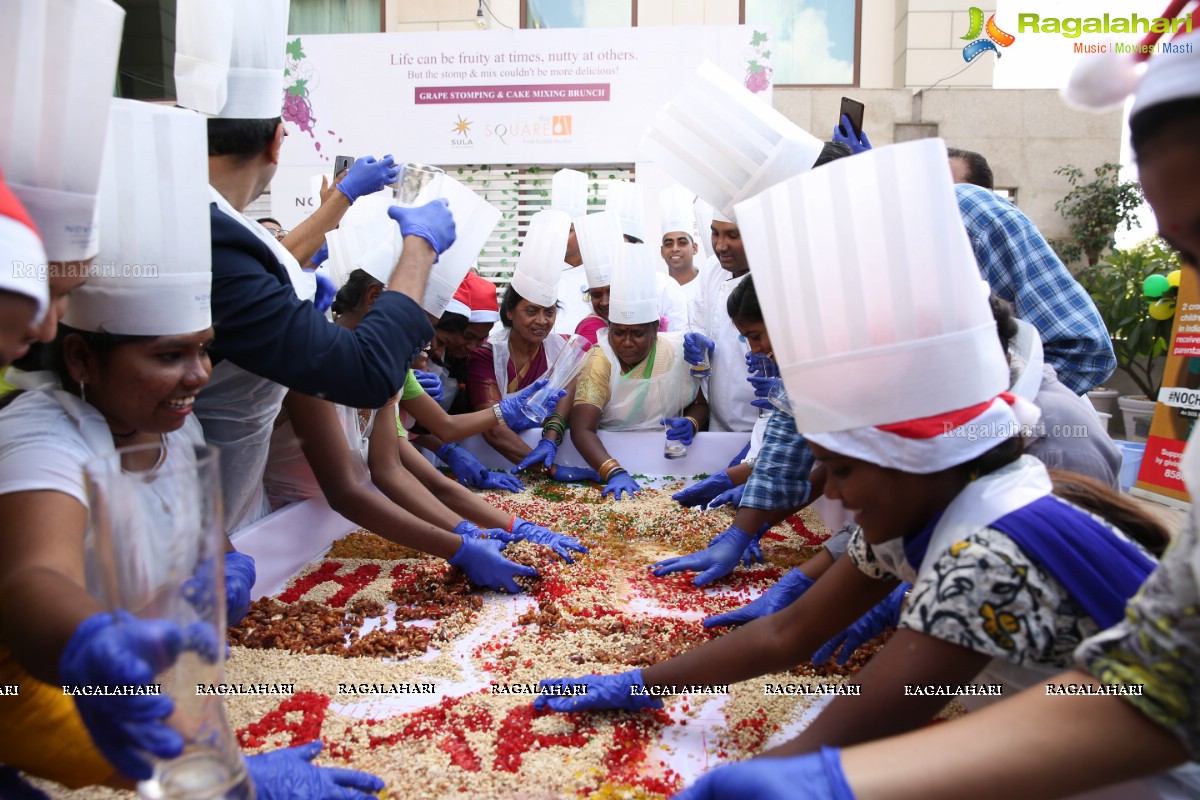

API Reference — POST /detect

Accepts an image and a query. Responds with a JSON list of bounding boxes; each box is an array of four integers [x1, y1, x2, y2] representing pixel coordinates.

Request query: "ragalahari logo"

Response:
[[961, 7, 1016, 62]]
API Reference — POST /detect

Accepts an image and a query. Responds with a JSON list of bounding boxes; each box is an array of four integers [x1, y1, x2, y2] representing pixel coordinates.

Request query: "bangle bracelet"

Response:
[[684, 416, 701, 434], [492, 404, 507, 427], [604, 467, 627, 482], [598, 457, 619, 478]]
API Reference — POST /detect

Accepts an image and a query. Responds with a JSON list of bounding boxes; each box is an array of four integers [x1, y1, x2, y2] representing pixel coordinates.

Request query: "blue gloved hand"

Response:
[[549, 464, 601, 483], [449, 534, 538, 593], [672, 470, 735, 508], [310, 242, 330, 266], [651, 525, 753, 586], [833, 115, 872, 154], [812, 582, 909, 665], [499, 378, 566, 431], [682, 332, 715, 367], [532, 669, 663, 713], [313, 272, 336, 314], [672, 747, 854, 800], [336, 154, 400, 203], [746, 352, 780, 410], [708, 522, 766, 567], [707, 483, 745, 510], [413, 369, 444, 404], [224, 551, 256, 627], [0, 766, 50, 800], [60, 611, 186, 780], [661, 417, 698, 446], [511, 516, 589, 562], [245, 741, 384, 800], [388, 198, 457, 256], [479, 470, 525, 492], [514, 437, 557, 474], [727, 440, 752, 469], [436, 443, 505, 489], [601, 470, 641, 501], [704, 568, 815, 628]]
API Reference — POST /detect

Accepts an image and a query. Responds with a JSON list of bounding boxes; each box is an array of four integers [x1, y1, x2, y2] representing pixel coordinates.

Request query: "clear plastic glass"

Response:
[[85, 443, 252, 800], [689, 353, 711, 381], [520, 334, 590, 424], [395, 162, 445, 206], [663, 420, 688, 460]]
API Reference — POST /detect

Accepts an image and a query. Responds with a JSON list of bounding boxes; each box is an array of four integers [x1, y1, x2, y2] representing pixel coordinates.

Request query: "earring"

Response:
[[79, 380, 86, 403]]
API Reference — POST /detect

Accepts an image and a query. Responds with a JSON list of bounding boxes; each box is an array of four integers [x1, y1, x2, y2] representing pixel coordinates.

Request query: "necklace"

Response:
[[151, 433, 168, 472]]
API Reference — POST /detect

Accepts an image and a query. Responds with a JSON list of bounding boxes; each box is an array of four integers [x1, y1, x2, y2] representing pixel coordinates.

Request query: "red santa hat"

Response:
[[0, 171, 48, 321], [445, 270, 500, 324]]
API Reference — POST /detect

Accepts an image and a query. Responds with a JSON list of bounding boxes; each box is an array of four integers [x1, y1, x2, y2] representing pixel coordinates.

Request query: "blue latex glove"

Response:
[[514, 437, 557, 473], [336, 154, 400, 203], [661, 417, 698, 446], [224, 551, 256, 627], [245, 741, 384, 800], [833, 115, 872, 154], [0, 766, 50, 800], [704, 568, 815, 628], [749, 376, 781, 410], [387, 199, 457, 256], [651, 525, 752, 586], [312, 272, 336, 314], [672, 470, 735, 508], [310, 242, 330, 266], [707, 483, 745, 510], [727, 440, 752, 468], [682, 332, 715, 367], [673, 747, 855, 800], [511, 516, 589, 562], [708, 522, 765, 567], [436, 443, 522, 491], [813, 582, 909, 665], [549, 464, 601, 483], [60, 611, 186, 780], [449, 534, 538, 593], [532, 669, 663, 713], [601, 470, 641, 501], [498, 378, 566, 431], [413, 369, 444, 404]]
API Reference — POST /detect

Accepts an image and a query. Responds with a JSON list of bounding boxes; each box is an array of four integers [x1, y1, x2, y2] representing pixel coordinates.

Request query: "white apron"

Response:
[[697, 268, 755, 432], [596, 332, 696, 431], [198, 188, 316, 534], [488, 328, 568, 399]]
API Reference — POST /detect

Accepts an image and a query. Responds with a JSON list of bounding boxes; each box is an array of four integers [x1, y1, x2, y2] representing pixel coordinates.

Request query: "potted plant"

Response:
[[1076, 241, 1181, 442]]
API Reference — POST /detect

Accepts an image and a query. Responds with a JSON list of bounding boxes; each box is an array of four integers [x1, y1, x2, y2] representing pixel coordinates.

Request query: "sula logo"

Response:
[[961, 7, 1016, 62]]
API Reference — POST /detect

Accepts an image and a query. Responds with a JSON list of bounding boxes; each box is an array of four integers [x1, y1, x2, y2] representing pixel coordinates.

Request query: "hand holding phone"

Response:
[[834, 98, 871, 154], [333, 155, 354, 177]]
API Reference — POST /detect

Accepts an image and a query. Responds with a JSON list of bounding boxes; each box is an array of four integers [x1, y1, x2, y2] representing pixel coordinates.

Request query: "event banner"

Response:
[[275, 24, 765, 172], [1136, 268, 1200, 506]]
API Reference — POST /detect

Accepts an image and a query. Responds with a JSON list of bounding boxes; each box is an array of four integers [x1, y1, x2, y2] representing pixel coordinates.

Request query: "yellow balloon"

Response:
[[1149, 299, 1176, 320], [1168, 270, 1182, 288]]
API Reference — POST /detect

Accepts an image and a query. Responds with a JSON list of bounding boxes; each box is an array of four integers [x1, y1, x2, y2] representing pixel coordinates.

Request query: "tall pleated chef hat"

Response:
[[175, 0, 290, 119], [62, 100, 212, 336], [550, 169, 589, 219], [0, 173, 49, 321], [0, 0, 125, 262], [420, 176, 500, 318], [659, 185, 699, 242], [324, 220, 401, 291], [733, 138, 1014, 451], [605, 180, 645, 242], [1063, 1, 1198, 111], [510, 210, 571, 308], [608, 243, 659, 325], [575, 210, 624, 290], [641, 60, 823, 223]]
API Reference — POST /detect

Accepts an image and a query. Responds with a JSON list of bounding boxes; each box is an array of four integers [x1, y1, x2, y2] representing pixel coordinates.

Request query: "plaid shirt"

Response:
[[741, 410, 814, 511], [956, 184, 1116, 394]]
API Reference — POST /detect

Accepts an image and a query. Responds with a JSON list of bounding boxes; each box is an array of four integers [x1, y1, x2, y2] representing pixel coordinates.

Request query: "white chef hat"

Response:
[[733, 138, 1010, 435], [0, 0, 125, 262], [550, 169, 589, 219], [641, 61, 823, 223], [422, 177, 500, 318], [1064, 3, 1199, 111], [62, 101, 212, 336], [608, 243, 658, 325], [605, 180, 645, 242], [175, 0, 290, 119], [324, 220, 401, 290], [0, 173, 48, 321], [574, 210, 624, 289], [510, 210, 571, 309], [659, 185, 698, 242]]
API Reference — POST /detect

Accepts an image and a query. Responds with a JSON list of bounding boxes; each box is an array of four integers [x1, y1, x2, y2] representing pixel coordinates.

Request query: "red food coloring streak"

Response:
[[238, 691, 330, 748]]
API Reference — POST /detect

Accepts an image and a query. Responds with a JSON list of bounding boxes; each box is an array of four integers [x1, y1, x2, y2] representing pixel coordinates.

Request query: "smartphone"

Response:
[[839, 97, 865, 139], [333, 155, 354, 176]]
